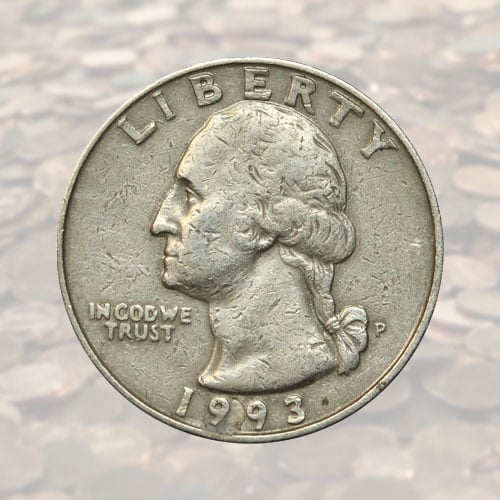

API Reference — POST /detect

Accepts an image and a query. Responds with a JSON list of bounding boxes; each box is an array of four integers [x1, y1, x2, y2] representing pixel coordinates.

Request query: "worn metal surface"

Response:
[[59, 59, 442, 442]]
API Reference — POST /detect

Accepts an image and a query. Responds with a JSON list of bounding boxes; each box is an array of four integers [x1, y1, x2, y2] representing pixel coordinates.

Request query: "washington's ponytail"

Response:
[[279, 246, 368, 374]]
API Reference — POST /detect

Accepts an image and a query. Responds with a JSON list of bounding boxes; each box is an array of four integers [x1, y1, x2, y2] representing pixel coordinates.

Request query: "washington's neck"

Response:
[[198, 245, 336, 393]]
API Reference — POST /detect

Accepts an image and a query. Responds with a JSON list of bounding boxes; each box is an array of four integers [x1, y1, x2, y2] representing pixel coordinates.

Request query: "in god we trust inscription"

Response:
[[58, 59, 442, 442]]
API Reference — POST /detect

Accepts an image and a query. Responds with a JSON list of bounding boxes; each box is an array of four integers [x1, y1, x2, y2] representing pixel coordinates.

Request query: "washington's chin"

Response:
[[160, 269, 190, 291], [161, 271, 179, 289], [160, 270, 210, 301]]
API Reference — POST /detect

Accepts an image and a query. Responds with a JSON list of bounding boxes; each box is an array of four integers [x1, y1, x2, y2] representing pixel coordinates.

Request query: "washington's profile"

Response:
[[151, 100, 368, 393]]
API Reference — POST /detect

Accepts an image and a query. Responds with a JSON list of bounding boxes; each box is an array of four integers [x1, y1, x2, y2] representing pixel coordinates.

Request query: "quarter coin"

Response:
[[58, 58, 442, 442]]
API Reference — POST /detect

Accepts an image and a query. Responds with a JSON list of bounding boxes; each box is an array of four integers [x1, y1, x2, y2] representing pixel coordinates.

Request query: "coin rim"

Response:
[[57, 57, 443, 443]]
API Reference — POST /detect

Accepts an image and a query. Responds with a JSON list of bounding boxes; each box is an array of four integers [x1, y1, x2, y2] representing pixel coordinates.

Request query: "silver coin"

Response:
[[58, 58, 442, 442]]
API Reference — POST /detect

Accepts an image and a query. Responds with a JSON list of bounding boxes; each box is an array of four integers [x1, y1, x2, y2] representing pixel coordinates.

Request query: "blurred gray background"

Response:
[[1, 0, 500, 499]]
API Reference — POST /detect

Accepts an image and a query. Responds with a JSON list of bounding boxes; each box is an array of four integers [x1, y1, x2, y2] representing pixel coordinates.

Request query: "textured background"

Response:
[[1, 0, 500, 499]]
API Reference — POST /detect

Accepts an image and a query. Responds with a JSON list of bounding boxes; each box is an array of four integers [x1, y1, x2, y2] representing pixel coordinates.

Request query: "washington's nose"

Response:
[[151, 196, 180, 236]]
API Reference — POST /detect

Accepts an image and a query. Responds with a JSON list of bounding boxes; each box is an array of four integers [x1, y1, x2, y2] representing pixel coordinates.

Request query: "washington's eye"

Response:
[[185, 187, 199, 207]]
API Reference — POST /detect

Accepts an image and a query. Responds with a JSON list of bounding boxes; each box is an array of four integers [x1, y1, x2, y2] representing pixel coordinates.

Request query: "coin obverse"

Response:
[[58, 58, 443, 442]]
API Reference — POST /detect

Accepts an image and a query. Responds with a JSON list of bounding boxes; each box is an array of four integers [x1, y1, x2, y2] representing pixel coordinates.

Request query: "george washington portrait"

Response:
[[151, 100, 368, 393]]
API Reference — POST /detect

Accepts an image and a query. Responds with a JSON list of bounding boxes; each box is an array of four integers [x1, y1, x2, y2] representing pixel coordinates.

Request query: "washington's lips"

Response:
[[163, 250, 179, 265], [163, 244, 179, 257], [164, 239, 180, 257], [163, 255, 177, 266]]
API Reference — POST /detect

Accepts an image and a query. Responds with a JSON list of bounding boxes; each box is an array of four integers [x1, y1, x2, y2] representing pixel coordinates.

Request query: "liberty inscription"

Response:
[[117, 67, 398, 159]]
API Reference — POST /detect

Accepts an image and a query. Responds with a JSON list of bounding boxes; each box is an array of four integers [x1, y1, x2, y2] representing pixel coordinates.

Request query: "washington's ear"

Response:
[[234, 222, 275, 252], [253, 229, 275, 251], [233, 200, 277, 252]]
